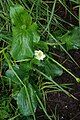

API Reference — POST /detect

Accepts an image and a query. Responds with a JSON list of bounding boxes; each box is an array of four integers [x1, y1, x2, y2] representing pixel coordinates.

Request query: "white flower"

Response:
[[34, 50, 46, 60]]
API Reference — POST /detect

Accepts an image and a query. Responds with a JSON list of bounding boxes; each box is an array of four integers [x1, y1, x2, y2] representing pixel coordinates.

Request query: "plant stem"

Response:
[[35, 68, 78, 100], [58, 0, 79, 21], [36, 94, 53, 120], [3, 51, 36, 120], [39, 22, 80, 68], [43, 0, 57, 34], [0, 45, 10, 54], [47, 55, 80, 82]]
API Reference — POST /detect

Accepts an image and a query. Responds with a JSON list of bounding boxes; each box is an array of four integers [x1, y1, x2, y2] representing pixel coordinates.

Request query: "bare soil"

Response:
[[36, 49, 80, 120]]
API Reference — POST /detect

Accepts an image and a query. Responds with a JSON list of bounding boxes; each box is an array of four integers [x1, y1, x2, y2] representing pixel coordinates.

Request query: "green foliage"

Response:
[[6, 62, 32, 85], [44, 59, 63, 78], [0, 110, 9, 120], [34, 41, 49, 52], [0, 101, 10, 120], [19, 61, 32, 78], [0, 34, 12, 43], [10, 5, 40, 60], [17, 85, 37, 116], [1, 1, 80, 120], [4, 4, 64, 118], [6, 69, 20, 84], [6, 65, 21, 84], [10, 31, 33, 60], [10, 5, 32, 29], [60, 27, 80, 50]]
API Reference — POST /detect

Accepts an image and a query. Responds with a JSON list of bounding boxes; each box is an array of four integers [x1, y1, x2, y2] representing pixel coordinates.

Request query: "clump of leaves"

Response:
[[2, 4, 80, 120], [10, 4, 40, 60], [4, 4, 64, 119]]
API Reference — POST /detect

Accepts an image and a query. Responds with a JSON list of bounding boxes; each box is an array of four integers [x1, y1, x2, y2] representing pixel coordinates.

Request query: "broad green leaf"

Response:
[[5, 65, 21, 84], [44, 59, 63, 78], [17, 84, 37, 116], [10, 31, 33, 60], [6, 62, 31, 84], [10, 5, 32, 29], [27, 23, 40, 43], [10, 5, 40, 60], [31, 58, 42, 66], [60, 27, 80, 50], [19, 61, 32, 79]]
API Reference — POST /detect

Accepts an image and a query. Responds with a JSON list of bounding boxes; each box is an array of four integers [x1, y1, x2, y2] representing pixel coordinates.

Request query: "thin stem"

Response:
[[43, 0, 57, 34], [0, 45, 10, 54], [58, 0, 79, 21], [35, 68, 78, 100], [3, 51, 36, 120], [38, 22, 80, 68], [49, 33, 80, 68], [47, 55, 80, 82], [36, 94, 53, 120], [8, 114, 20, 120]]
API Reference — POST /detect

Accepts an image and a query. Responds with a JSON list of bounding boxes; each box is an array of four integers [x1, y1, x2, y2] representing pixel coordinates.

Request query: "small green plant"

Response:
[[0, 1, 80, 120], [3, 4, 64, 119]]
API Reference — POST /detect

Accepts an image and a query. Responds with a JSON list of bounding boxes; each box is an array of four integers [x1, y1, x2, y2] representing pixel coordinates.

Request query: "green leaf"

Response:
[[27, 23, 40, 43], [6, 62, 31, 84], [61, 27, 80, 50], [10, 31, 33, 60], [34, 41, 48, 52], [17, 84, 37, 116], [44, 59, 63, 78], [10, 5, 32, 29], [31, 58, 43, 66], [19, 61, 32, 79], [10, 5, 40, 60], [5, 65, 21, 84]]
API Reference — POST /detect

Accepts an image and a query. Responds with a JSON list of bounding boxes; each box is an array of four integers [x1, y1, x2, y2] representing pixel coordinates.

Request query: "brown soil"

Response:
[[36, 49, 80, 120], [35, 1, 80, 119]]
